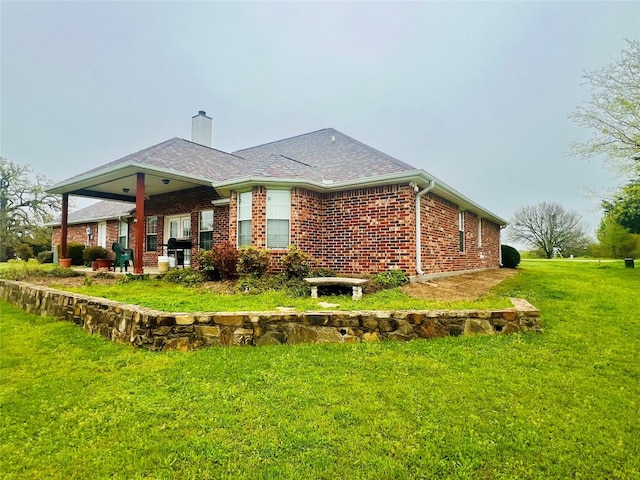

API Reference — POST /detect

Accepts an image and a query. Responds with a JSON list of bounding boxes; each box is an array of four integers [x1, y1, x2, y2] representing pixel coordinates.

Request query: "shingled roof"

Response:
[[233, 128, 417, 183], [48, 126, 506, 225], [47, 200, 133, 225], [61, 138, 251, 184]]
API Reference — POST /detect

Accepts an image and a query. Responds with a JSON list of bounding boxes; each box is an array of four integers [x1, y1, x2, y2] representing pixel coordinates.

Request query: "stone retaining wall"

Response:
[[0, 280, 542, 351]]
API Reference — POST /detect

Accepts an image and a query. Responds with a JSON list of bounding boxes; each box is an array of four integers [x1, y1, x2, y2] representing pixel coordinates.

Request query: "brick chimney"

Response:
[[191, 110, 212, 147]]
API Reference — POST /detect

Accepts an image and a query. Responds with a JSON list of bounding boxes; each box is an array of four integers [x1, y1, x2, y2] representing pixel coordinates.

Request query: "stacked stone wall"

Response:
[[0, 280, 542, 352]]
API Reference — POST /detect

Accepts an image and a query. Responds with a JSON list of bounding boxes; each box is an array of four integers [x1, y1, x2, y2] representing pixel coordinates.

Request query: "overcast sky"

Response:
[[1, 1, 638, 240]]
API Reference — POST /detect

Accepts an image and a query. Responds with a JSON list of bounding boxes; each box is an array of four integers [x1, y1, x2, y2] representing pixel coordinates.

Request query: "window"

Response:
[[459, 211, 465, 252], [478, 218, 483, 247], [266, 189, 291, 249], [238, 191, 252, 246], [199, 210, 214, 250], [146, 217, 157, 252], [119, 220, 128, 248]]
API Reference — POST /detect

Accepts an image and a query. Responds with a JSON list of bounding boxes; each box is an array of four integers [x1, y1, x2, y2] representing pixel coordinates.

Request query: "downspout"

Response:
[[415, 180, 435, 276], [499, 225, 506, 267]]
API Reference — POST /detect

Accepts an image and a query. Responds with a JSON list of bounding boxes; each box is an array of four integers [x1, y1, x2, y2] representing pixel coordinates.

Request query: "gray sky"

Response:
[[1, 1, 639, 240]]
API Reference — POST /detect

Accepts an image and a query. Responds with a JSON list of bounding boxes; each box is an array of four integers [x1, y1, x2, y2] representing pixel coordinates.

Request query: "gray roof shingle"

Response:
[[63, 138, 253, 184], [233, 128, 417, 182], [49, 200, 133, 225]]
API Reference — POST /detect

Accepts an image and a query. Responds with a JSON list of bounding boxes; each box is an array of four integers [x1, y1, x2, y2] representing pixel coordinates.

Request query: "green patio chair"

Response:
[[112, 243, 133, 272]]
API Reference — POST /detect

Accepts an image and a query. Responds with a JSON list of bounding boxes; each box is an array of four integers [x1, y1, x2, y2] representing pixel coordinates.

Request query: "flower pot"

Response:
[[96, 258, 113, 270], [59, 258, 72, 268]]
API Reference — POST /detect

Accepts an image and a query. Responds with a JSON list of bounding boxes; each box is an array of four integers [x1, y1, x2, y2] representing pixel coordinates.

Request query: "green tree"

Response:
[[569, 40, 640, 175], [594, 218, 640, 258], [603, 178, 640, 234], [0, 158, 61, 262], [507, 202, 590, 259]]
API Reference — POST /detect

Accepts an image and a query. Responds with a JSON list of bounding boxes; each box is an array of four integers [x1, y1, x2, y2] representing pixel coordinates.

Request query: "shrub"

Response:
[[162, 268, 206, 286], [365, 269, 409, 294], [374, 269, 409, 288], [45, 267, 84, 278], [501, 244, 521, 268], [237, 247, 270, 277], [83, 246, 111, 266], [196, 241, 239, 280], [57, 242, 85, 266], [236, 273, 310, 297], [15, 243, 34, 261], [312, 267, 336, 277], [281, 245, 313, 279], [37, 251, 53, 264], [118, 273, 150, 284]]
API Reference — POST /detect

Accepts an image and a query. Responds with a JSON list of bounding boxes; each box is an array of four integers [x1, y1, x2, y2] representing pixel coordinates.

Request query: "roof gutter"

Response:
[[415, 180, 436, 276]]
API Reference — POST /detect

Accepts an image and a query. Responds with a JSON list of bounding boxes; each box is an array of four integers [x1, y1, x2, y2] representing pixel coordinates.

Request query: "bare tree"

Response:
[[0, 158, 61, 262], [569, 40, 640, 175], [507, 202, 590, 259]]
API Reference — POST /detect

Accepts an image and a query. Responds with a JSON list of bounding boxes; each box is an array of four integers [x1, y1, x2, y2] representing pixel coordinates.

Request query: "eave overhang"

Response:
[[46, 162, 215, 202], [213, 170, 507, 226]]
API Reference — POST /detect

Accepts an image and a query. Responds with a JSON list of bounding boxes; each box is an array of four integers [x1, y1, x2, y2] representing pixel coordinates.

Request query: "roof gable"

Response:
[[62, 138, 252, 184], [233, 128, 417, 183]]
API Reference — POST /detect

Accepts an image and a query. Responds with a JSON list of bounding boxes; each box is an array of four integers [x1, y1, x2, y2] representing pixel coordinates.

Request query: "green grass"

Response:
[[56, 281, 511, 312], [1, 259, 638, 479]]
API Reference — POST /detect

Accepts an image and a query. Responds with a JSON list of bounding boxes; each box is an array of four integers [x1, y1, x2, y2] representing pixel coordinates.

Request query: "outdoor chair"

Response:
[[112, 243, 133, 272]]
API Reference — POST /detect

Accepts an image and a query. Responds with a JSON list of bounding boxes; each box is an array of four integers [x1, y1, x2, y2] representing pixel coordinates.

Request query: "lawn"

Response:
[[1, 259, 638, 479]]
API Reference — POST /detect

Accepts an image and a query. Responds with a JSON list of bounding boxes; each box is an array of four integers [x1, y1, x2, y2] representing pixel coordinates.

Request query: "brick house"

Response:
[[48, 114, 506, 276]]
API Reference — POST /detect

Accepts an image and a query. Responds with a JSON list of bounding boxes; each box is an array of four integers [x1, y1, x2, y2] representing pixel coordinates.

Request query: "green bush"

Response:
[[196, 241, 239, 280], [37, 251, 53, 264], [161, 268, 206, 286], [237, 247, 271, 277], [365, 269, 409, 294], [374, 269, 409, 288], [501, 244, 521, 268], [83, 246, 111, 266], [236, 273, 310, 297], [118, 273, 150, 284], [281, 245, 313, 279], [312, 267, 336, 277], [45, 267, 84, 278], [15, 243, 34, 261], [57, 242, 85, 266]]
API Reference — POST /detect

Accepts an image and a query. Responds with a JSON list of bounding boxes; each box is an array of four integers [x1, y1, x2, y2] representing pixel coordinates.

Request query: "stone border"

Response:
[[0, 279, 542, 351]]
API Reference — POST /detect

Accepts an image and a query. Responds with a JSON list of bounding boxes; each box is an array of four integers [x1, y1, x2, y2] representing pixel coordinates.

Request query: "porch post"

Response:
[[61, 193, 69, 259], [134, 173, 145, 274]]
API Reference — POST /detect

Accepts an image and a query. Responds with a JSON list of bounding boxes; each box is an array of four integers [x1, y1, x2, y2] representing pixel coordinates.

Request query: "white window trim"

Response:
[[266, 189, 291, 249], [146, 216, 158, 252], [199, 210, 214, 250], [119, 220, 128, 248], [459, 211, 465, 253], [478, 217, 483, 247], [237, 191, 252, 247]]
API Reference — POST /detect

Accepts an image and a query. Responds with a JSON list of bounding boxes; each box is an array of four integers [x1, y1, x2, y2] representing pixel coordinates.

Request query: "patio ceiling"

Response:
[[47, 164, 214, 203]]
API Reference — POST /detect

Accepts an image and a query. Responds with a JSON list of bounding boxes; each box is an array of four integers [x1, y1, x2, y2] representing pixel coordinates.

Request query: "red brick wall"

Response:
[[320, 185, 416, 274], [418, 193, 501, 273], [52, 220, 122, 258], [53, 184, 502, 274], [143, 186, 225, 266]]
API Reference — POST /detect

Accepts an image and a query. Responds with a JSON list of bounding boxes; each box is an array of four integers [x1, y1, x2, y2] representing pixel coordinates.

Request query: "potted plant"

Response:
[[83, 246, 112, 271]]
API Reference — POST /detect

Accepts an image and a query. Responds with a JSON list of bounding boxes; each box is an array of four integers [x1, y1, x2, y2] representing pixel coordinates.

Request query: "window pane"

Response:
[[182, 218, 191, 238], [199, 231, 213, 250], [266, 190, 290, 219], [200, 210, 213, 231], [146, 235, 157, 252], [238, 191, 252, 220], [146, 217, 157, 235], [267, 219, 289, 249], [238, 220, 252, 246]]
